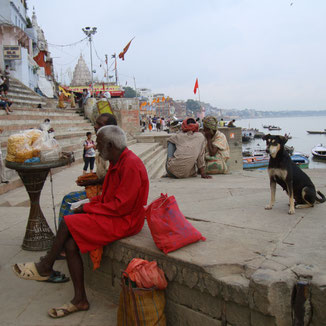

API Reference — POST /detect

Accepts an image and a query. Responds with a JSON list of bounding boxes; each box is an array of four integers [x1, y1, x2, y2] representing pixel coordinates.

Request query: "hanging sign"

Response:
[[3, 45, 21, 60]]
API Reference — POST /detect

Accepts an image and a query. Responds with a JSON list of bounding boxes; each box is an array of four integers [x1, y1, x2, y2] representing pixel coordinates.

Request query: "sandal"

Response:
[[45, 270, 70, 283], [12, 262, 50, 281], [48, 303, 88, 318]]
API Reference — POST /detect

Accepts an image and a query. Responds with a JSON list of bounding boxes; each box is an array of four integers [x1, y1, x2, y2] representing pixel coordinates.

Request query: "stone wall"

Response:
[[84, 97, 141, 136], [218, 127, 243, 172], [83, 236, 315, 326]]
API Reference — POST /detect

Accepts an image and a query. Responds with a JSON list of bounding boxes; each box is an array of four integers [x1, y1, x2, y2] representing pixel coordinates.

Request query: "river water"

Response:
[[236, 116, 326, 169]]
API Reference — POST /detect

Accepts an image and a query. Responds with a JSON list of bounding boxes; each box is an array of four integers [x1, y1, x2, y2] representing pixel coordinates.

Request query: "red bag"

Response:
[[145, 194, 206, 254]]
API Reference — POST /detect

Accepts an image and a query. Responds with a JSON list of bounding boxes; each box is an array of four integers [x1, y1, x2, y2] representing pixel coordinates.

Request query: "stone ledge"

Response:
[[83, 226, 307, 326]]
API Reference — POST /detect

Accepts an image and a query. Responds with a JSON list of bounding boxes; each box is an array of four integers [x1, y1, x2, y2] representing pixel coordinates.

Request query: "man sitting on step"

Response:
[[58, 113, 117, 225], [13, 125, 149, 318], [165, 117, 211, 179]]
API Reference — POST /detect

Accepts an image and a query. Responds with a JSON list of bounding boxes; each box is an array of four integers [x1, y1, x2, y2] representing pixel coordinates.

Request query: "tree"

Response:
[[186, 99, 201, 115], [123, 87, 137, 98]]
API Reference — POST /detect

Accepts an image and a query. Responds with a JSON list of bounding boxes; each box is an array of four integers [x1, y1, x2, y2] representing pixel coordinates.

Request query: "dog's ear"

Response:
[[279, 136, 288, 145], [262, 133, 270, 141]]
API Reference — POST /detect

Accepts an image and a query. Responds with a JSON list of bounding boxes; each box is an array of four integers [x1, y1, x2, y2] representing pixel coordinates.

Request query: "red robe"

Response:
[[65, 148, 149, 253]]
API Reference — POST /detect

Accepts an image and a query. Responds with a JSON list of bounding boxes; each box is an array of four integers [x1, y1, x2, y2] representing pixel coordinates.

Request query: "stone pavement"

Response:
[[1, 157, 326, 325], [0, 162, 117, 326]]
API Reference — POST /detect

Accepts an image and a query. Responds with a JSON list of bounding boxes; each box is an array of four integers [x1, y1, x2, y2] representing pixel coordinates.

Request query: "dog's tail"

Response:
[[316, 191, 326, 203]]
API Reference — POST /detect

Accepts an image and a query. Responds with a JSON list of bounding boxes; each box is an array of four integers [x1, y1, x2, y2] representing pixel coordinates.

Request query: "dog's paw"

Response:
[[265, 205, 273, 210], [288, 209, 295, 215]]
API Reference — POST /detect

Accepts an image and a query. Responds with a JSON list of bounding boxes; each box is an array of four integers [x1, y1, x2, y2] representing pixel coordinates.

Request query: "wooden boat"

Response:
[[268, 126, 281, 131], [311, 144, 326, 160], [243, 155, 269, 169], [306, 130, 326, 135], [291, 153, 309, 169]]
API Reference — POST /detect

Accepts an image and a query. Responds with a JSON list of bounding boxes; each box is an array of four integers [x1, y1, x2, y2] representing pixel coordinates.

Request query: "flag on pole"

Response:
[[194, 78, 199, 94], [119, 37, 135, 60]]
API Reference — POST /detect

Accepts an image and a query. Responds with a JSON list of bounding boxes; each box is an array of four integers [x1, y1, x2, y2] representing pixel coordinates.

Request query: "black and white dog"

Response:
[[263, 134, 325, 214]]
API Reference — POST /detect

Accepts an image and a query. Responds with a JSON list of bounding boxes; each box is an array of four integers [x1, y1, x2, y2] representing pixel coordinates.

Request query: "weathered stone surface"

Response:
[[167, 282, 221, 319], [225, 301, 250, 326], [220, 274, 250, 306], [310, 274, 326, 326], [250, 310, 276, 326], [249, 269, 295, 325], [166, 301, 222, 326], [182, 268, 199, 288]]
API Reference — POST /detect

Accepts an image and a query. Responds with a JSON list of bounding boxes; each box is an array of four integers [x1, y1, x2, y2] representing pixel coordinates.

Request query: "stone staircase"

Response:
[[6, 77, 49, 109], [0, 99, 167, 196]]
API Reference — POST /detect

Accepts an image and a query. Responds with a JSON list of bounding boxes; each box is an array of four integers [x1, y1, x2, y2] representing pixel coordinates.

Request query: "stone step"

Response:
[[0, 114, 87, 126], [0, 123, 93, 137], [0, 106, 81, 116], [7, 90, 45, 100], [146, 147, 167, 179]]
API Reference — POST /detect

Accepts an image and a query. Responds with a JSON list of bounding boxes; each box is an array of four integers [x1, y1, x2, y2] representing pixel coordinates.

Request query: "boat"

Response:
[[311, 144, 326, 160], [268, 126, 281, 131], [306, 130, 326, 135], [242, 129, 255, 142], [291, 153, 309, 169], [262, 124, 271, 129], [243, 155, 269, 169]]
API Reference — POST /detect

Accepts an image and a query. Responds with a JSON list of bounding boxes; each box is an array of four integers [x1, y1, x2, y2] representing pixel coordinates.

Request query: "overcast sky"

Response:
[[27, 0, 326, 111]]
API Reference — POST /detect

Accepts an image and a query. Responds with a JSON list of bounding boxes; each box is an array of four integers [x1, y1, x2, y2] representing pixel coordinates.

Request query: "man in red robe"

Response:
[[13, 125, 149, 318]]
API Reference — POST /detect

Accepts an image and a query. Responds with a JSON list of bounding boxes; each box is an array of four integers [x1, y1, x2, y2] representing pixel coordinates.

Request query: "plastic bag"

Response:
[[125, 258, 167, 290], [145, 193, 206, 254], [6, 129, 42, 162], [34, 131, 62, 162]]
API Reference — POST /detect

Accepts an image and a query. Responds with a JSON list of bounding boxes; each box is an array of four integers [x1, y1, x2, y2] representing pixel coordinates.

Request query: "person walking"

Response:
[[83, 132, 96, 175]]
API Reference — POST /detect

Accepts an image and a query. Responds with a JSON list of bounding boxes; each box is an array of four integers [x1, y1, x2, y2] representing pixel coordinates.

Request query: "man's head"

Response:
[[94, 113, 117, 133], [96, 125, 127, 162], [44, 118, 50, 123], [203, 116, 218, 136], [181, 118, 199, 133]]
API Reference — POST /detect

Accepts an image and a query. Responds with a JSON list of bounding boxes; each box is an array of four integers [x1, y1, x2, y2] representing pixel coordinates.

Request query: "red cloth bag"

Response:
[[145, 194, 206, 254]]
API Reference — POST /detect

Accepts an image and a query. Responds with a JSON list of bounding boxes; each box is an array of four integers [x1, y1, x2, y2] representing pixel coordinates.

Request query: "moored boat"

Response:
[[243, 155, 269, 169], [268, 126, 281, 131], [306, 130, 326, 135], [291, 153, 309, 169], [311, 144, 326, 160]]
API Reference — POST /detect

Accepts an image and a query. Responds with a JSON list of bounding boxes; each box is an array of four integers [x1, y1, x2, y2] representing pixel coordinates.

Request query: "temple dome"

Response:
[[70, 54, 91, 86]]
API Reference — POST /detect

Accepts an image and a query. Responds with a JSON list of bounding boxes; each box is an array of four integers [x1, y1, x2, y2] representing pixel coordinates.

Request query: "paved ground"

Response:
[[1, 158, 326, 325]]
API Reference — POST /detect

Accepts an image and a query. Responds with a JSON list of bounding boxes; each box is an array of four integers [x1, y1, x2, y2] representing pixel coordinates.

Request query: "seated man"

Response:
[[203, 116, 230, 174], [13, 125, 149, 318], [58, 113, 117, 225], [166, 118, 211, 179]]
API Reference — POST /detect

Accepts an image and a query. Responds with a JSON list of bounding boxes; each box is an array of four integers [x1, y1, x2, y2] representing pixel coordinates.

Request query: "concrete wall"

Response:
[[218, 127, 243, 172]]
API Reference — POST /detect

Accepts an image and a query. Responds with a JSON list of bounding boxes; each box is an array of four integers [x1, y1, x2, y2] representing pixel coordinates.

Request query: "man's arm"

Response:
[[197, 136, 212, 179]]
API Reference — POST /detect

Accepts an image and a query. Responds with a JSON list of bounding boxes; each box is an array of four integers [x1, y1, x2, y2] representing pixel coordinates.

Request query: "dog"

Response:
[[262, 134, 325, 214]]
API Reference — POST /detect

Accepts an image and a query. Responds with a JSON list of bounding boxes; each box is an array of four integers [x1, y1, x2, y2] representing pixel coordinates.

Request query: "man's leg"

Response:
[[64, 237, 89, 309], [165, 142, 177, 178], [34, 220, 71, 276]]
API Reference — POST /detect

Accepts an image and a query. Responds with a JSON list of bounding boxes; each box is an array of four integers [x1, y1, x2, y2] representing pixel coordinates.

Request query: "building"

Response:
[[70, 54, 91, 86], [0, 1, 54, 95]]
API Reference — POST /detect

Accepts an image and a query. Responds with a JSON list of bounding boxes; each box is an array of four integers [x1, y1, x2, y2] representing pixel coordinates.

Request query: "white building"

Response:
[[0, 0, 53, 95]]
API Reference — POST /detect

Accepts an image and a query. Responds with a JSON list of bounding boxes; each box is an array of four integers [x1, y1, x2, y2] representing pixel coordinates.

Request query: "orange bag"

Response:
[[125, 258, 167, 290]]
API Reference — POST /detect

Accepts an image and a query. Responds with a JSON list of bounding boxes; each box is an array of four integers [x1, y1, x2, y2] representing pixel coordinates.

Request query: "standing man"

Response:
[[13, 125, 149, 318]]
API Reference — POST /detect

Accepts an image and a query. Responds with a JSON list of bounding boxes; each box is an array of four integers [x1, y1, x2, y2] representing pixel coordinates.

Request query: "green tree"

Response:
[[123, 87, 137, 98], [186, 99, 201, 115]]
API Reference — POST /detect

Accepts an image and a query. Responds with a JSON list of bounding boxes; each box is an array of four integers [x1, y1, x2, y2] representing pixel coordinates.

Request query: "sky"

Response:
[[26, 0, 326, 111]]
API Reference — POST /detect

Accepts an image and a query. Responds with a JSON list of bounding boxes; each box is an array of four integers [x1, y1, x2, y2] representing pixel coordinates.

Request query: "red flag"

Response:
[[119, 37, 135, 60], [194, 78, 199, 94]]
